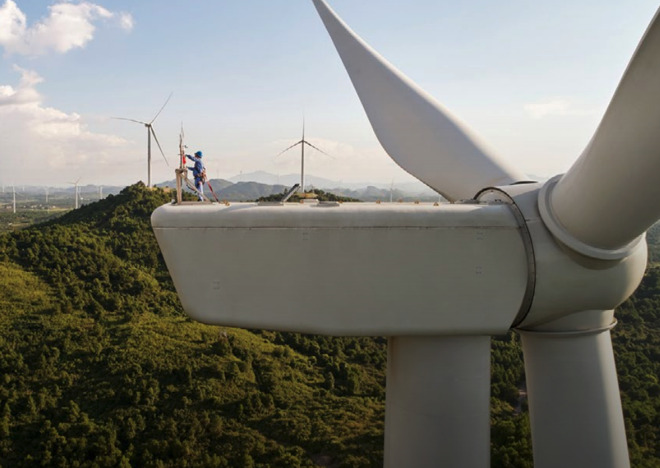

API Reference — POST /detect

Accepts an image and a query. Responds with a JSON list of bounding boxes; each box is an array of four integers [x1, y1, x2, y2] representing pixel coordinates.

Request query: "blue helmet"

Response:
[[195, 150, 203, 158]]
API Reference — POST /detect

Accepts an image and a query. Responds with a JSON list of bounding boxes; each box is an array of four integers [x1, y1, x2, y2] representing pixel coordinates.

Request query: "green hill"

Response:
[[0, 183, 657, 467]]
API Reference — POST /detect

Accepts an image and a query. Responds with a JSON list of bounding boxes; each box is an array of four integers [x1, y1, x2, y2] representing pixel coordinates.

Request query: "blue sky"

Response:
[[0, 0, 657, 188]]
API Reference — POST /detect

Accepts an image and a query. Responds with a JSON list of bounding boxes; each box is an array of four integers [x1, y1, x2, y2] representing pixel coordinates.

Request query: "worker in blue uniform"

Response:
[[186, 150, 206, 201]]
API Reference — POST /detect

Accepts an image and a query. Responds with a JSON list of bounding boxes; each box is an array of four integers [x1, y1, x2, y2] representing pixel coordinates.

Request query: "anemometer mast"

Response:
[[152, 2, 660, 467]]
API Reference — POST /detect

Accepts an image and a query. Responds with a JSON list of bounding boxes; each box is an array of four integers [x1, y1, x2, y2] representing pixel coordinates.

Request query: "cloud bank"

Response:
[[523, 98, 594, 119], [0, 66, 128, 184], [0, 2, 136, 184], [0, 0, 133, 56]]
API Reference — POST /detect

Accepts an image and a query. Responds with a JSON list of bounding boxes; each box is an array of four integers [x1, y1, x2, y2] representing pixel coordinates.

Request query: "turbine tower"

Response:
[[152, 2, 660, 467], [275, 119, 330, 193], [116, 93, 172, 188], [69, 177, 81, 210]]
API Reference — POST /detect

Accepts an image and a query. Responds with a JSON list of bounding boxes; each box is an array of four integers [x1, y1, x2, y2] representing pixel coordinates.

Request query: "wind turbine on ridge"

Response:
[[275, 119, 330, 193], [115, 93, 172, 188], [68, 177, 81, 210]]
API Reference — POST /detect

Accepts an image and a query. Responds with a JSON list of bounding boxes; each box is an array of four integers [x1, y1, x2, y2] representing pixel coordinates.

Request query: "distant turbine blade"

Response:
[[312, 0, 526, 201], [275, 140, 303, 158], [150, 91, 174, 124], [114, 117, 148, 125], [545, 7, 660, 252], [303, 140, 333, 158], [151, 127, 170, 166]]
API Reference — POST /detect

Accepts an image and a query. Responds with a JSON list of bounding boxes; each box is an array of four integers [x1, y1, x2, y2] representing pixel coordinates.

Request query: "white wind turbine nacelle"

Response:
[[152, 2, 660, 467]]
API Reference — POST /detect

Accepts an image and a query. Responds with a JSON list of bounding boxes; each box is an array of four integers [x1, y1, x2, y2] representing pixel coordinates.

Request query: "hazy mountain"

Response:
[[216, 182, 288, 201], [227, 171, 438, 196], [155, 176, 439, 202]]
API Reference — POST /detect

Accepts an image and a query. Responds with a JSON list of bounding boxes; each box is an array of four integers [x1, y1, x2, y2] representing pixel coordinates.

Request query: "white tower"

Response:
[[152, 3, 660, 467]]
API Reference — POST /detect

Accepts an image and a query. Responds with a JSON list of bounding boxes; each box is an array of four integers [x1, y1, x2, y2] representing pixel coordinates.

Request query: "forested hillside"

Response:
[[0, 184, 657, 467]]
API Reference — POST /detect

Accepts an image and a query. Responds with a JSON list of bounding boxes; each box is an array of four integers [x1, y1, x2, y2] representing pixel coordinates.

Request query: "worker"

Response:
[[186, 150, 206, 201]]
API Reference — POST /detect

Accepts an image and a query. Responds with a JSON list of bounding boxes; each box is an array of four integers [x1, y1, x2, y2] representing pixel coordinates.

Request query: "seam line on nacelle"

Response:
[[475, 188, 536, 328], [514, 320, 617, 337]]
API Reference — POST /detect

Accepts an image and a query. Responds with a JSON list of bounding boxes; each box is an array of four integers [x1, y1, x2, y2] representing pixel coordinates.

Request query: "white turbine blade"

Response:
[[114, 117, 147, 125], [150, 127, 170, 166], [303, 140, 333, 158], [312, 0, 526, 201], [150, 92, 173, 124], [546, 8, 660, 252], [275, 140, 303, 158]]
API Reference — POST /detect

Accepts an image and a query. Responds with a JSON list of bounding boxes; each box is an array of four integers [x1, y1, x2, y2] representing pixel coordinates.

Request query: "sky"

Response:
[[0, 0, 658, 188]]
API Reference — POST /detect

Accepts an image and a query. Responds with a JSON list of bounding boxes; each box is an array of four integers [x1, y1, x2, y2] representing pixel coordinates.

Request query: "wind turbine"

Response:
[[12, 185, 16, 214], [152, 2, 660, 467], [115, 93, 172, 188], [275, 119, 330, 193], [69, 177, 81, 209]]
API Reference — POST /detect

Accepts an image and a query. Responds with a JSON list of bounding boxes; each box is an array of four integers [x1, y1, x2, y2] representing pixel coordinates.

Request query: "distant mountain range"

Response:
[[6, 171, 551, 204], [156, 171, 442, 202], [228, 170, 438, 195]]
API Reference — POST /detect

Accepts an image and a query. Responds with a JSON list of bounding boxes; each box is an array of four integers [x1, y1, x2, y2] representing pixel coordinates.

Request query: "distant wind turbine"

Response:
[[12, 185, 16, 214], [275, 119, 330, 192], [115, 93, 172, 188], [68, 177, 81, 209]]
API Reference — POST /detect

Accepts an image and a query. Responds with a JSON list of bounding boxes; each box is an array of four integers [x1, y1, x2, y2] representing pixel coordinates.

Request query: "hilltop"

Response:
[[0, 183, 657, 467]]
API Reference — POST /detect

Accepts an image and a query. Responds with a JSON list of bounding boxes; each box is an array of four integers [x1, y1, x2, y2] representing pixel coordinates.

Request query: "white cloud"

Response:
[[0, 67, 128, 184], [523, 98, 594, 119], [118, 12, 134, 31], [0, 0, 133, 56]]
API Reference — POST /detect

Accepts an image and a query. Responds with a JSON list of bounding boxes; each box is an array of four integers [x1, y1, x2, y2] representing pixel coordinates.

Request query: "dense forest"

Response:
[[0, 183, 657, 467]]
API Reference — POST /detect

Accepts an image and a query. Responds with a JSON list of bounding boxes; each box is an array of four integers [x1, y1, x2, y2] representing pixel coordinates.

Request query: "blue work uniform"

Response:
[[186, 154, 205, 201]]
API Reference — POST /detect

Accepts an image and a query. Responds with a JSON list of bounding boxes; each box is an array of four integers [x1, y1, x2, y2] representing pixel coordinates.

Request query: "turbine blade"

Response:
[[312, 0, 526, 201], [548, 8, 660, 251], [113, 117, 148, 125], [303, 140, 333, 158], [150, 91, 173, 124], [151, 127, 170, 166], [275, 140, 303, 158]]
